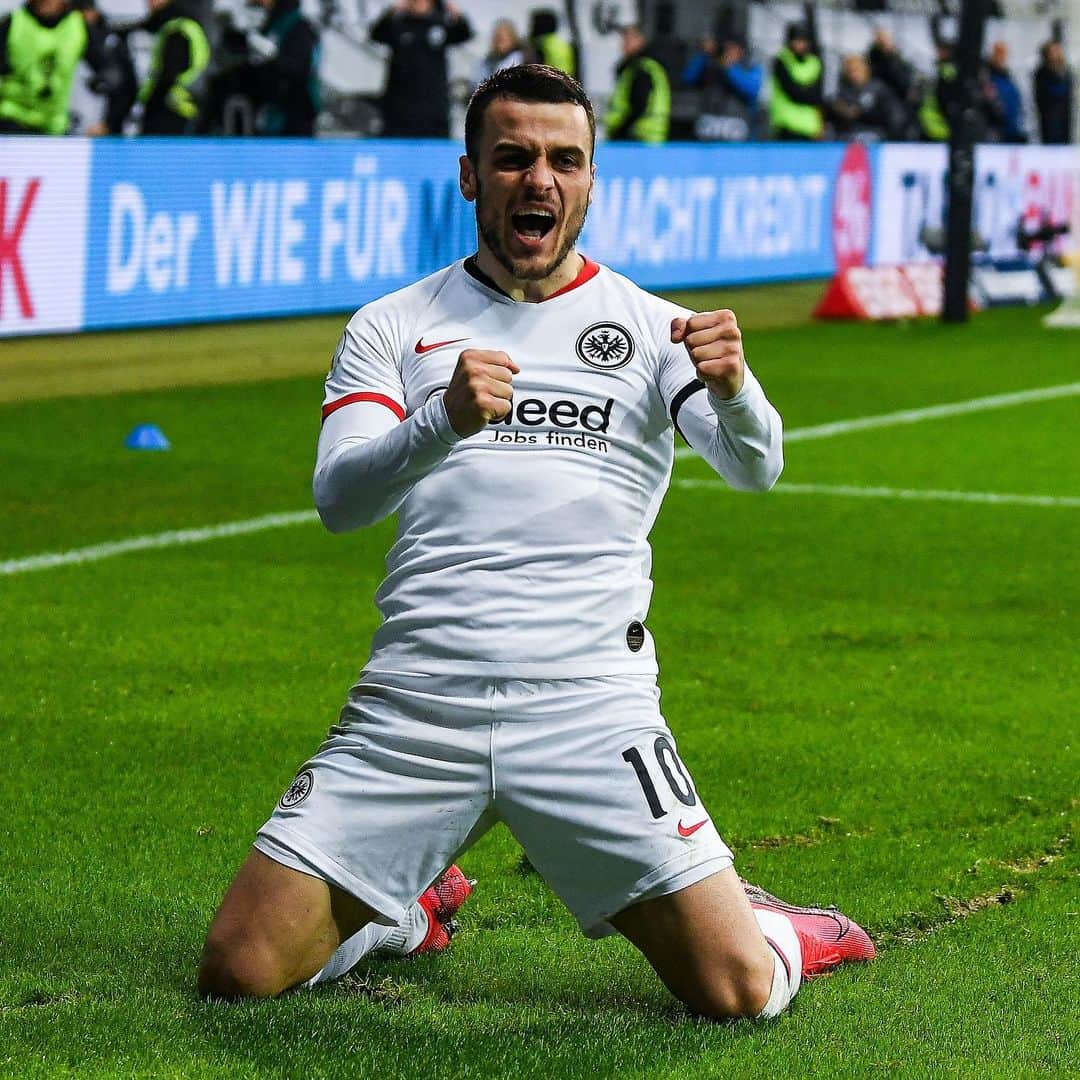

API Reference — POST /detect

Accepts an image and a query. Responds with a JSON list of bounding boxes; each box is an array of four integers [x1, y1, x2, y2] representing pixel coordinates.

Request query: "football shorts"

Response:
[[255, 672, 733, 938]]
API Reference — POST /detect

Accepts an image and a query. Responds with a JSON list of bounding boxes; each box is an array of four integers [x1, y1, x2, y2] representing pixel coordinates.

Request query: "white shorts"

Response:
[[255, 673, 733, 938]]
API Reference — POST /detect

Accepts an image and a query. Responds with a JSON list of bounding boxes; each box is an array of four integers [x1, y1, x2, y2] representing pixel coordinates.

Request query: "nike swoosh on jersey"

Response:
[[677, 818, 709, 838], [415, 336, 469, 354]]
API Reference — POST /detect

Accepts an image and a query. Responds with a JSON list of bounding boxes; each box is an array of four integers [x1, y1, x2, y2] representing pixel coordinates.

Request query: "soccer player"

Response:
[[198, 65, 874, 1018]]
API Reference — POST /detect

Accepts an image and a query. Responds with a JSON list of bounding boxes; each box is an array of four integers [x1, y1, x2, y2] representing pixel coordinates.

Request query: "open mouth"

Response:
[[511, 209, 557, 243]]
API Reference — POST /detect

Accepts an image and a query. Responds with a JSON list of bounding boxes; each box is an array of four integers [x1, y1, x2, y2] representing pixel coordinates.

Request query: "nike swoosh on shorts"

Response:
[[678, 819, 709, 838]]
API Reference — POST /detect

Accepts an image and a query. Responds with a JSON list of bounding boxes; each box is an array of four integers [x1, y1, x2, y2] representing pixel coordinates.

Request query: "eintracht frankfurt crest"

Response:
[[279, 770, 314, 809], [576, 322, 635, 370]]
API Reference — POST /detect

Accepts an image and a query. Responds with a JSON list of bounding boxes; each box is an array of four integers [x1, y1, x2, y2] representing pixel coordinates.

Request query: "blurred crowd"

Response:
[[0, 0, 1073, 143]]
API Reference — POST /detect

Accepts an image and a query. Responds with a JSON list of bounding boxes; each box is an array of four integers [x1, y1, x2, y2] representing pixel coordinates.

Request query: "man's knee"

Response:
[[674, 953, 774, 1020], [197, 926, 292, 1000]]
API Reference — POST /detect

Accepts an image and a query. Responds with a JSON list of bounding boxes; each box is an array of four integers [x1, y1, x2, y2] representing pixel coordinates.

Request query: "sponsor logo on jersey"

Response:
[[486, 394, 614, 453], [415, 336, 469, 354], [278, 770, 314, 810], [626, 621, 645, 652], [576, 322, 635, 370]]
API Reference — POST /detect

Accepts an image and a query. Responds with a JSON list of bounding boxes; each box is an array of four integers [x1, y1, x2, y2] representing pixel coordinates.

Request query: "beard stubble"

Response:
[[474, 177, 590, 282]]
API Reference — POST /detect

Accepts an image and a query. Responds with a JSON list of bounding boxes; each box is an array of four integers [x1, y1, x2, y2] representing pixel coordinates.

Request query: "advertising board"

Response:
[[0, 137, 1072, 338], [873, 143, 1078, 265], [0, 138, 90, 337]]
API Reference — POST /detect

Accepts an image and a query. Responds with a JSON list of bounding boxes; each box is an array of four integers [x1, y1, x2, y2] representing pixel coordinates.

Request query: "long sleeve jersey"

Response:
[[314, 257, 783, 678]]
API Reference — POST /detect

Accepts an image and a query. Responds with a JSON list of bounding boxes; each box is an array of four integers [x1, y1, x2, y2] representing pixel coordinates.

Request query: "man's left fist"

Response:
[[670, 309, 745, 399]]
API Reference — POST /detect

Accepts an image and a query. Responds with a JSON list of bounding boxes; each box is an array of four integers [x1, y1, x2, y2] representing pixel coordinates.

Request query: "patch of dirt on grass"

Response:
[[882, 833, 1073, 948]]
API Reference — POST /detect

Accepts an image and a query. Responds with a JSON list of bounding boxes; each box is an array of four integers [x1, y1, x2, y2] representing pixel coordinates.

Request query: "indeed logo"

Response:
[[492, 395, 614, 433], [484, 394, 615, 454]]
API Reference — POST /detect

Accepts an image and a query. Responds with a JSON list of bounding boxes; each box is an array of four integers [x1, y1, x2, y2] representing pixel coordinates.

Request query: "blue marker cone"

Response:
[[125, 424, 171, 451]]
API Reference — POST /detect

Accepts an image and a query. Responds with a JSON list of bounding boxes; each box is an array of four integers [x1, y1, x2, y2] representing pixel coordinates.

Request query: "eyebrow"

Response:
[[490, 141, 587, 160]]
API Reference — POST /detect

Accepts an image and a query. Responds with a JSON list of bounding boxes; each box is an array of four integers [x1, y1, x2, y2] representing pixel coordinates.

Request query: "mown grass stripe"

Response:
[[4, 380, 1078, 578], [675, 380, 1080, 460]]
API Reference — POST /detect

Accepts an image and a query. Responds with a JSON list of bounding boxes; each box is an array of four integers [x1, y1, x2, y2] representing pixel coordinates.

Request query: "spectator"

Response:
[[768, 21, 823, 141], [605, 23, 670, 144], [867, 27, 920, 139], [1034, 39, 1073, 144], [983, 41, 1025, 143], [370, 0, 472, 138], [474, 19, 525, 88], [984, 40, 1026, 142], [198, 0, 319, 136], [680, 33, 717, 89], [133, 0, 210, 134], [684, 31, 762, 142], [241, 0, 320, 135], [0, 0, 120, 134], [528, 8, 574, 77], [828, 53, 902, 142]]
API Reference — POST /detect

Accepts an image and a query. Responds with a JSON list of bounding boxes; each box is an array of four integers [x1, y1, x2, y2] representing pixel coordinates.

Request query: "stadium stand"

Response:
[[0, 0, 1073, 141]]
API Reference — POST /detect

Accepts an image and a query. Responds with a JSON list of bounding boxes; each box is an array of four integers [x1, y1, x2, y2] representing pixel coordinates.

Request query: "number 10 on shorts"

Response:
[[622, 736, 698, 819]]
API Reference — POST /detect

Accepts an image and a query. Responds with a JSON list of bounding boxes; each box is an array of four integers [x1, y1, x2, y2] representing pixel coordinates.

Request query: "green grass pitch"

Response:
[[1, 291, 1077, 1077]]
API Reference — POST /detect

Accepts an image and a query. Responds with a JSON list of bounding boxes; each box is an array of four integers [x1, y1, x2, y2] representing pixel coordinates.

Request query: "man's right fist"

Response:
[[442, 350, 520, 437]]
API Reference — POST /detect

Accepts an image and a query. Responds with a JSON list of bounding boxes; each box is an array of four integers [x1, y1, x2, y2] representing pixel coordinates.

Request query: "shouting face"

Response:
[[459, 97, 595, 287]]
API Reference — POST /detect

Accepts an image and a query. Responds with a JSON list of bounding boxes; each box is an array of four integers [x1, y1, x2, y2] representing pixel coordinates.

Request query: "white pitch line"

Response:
[[0, 510, 319, 577], [674, 380, 1080, 461], [673, 478, 1080, 508]]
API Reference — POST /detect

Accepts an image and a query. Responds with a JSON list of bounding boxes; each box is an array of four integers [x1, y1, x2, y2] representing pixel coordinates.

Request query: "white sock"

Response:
[[753, 908, 802, 1018], [301, 903, 430, 988]]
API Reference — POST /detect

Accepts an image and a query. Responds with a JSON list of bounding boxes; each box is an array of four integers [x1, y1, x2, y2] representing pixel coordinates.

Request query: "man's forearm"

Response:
[[678, 369, 784, 491], [314, 395, 461, 532]]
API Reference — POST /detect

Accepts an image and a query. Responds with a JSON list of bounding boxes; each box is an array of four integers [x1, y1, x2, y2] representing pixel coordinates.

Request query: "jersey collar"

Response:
[[463, 254, 600, 304]]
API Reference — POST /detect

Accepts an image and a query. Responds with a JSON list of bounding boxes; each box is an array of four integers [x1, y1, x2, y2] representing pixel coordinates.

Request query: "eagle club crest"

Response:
[[576, 322, 635, 370], [279, 770, 314, 809]]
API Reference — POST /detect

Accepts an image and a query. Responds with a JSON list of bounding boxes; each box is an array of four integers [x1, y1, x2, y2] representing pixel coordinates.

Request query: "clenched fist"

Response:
[[443, 349, 520, 437], [670, 309, 745, 399]]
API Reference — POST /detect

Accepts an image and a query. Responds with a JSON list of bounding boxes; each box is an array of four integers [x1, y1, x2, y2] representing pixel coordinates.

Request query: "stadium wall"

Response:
[[0, 138, 1075, 338]]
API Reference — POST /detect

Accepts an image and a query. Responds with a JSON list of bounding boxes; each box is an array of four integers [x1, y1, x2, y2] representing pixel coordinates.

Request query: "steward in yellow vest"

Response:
[[768, 22, 823, 140], [0, 0, 114, 134], [918, 42, 959, 141], [133, 0, 209, 134], [528, 9, 575, 77], [605, 24, 670, 144]]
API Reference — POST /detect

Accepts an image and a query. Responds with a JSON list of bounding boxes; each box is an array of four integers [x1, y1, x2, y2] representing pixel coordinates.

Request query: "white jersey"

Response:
[[316, 257, 783, 678]]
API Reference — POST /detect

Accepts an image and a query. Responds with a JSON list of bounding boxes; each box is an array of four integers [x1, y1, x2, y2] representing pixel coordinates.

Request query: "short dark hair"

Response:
[[464, 64, 596, 163]]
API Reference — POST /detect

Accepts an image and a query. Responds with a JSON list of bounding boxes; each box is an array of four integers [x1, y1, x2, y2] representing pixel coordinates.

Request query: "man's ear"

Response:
[[588, 160, 596, 206], [459, 155, 477, 202]]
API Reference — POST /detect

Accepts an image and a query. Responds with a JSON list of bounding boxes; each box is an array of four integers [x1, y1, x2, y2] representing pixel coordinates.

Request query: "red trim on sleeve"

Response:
[[321, 392, 406, 423], [542, 256, 600, 301]]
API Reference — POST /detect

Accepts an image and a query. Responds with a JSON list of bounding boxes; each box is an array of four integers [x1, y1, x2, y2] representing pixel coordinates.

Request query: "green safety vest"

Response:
[[768, 46, 823, 139], [137, 16, 209, 121], [918, 62, 955, 140], [534, 33, 575, 77], [605, 55, 670, 144], [0, 7, 87, 135]]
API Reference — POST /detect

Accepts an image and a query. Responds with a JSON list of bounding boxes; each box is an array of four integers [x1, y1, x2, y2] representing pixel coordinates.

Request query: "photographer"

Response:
[[203, 0, 320, 136]]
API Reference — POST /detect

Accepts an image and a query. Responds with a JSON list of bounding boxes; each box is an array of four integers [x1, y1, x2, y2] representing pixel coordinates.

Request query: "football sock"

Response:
[[378, 901, 431, 956], [301, 904, 430, 987], [752, 908, 802, 1018]]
